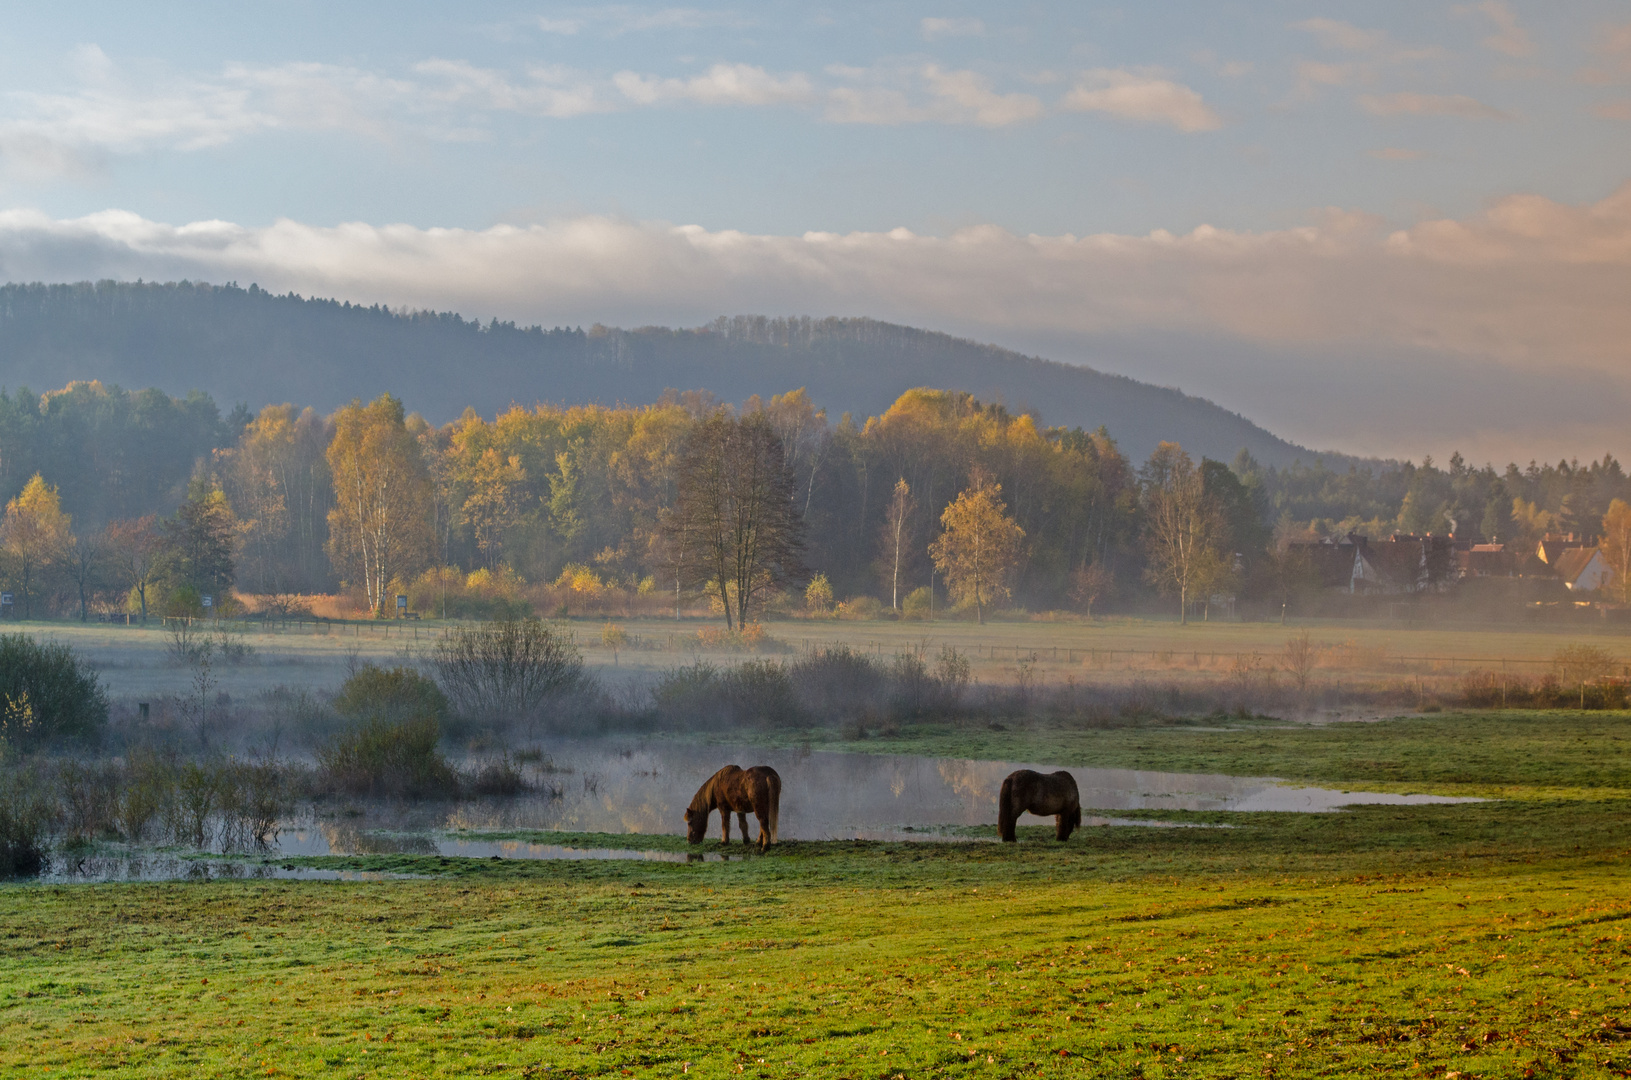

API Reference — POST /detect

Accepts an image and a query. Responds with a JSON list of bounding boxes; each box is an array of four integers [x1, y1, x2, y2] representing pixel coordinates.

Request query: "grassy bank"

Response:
[[4, 711, 1630, 1078], [734, 710, 1631, 797]]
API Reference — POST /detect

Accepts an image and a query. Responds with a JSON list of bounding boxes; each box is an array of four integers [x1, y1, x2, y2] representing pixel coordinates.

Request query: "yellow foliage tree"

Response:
[[929, 477, 1025, 624], [1, 474, 71, 618], [326, 395, 434, 617], [1601, 499, 1631, 603]]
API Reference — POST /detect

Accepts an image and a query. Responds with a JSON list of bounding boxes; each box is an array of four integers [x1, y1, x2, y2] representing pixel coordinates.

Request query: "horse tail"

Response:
[[765, 770, 780, 846], [1061, 800, 1081, 841], [998, 774, 1017, 842]]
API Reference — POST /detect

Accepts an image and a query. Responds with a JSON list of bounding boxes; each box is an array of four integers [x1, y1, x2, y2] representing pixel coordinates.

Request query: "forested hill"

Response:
[[0, 280, 1327, 466]]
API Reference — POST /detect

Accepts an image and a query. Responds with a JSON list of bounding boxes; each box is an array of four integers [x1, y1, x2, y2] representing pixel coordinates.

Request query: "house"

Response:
[[1457, 543, 1514, 579], [1287, 532, 1455, 594], [1536, 533, 1590, 566], [1550, 547, 1614, 592]]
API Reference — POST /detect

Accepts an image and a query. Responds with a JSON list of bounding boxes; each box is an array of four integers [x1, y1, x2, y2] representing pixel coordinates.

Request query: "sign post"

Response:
[[0, 592, 11, 619], [396, 595, 408, 617]]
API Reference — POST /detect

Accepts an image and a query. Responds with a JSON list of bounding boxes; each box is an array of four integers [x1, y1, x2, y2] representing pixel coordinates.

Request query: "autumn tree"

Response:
[[105, 516, 164, 621], [1141, 443, 1223, 624], [460, 447, 528, 569], [226, 404, 332, 594], [663, 413, 806, 630], [1, 474, 70, 618], [929, 475, 1025, 625], [879, 478, 917, 611], [326, 394, 434, 616], [1601, 499, 1631, 603]]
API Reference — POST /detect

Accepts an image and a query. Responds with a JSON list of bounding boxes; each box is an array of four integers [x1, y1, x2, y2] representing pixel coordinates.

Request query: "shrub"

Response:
[[217, 759, 290, 848], [790, 646, 885, 720], [57, 760, 120, 843], [805, 574, 834, 615], [117, 747, 170, 843], [901, 587, 934, 620], [466, 754, 527, 796], [835, 596, 883, 620], [334, 664, 449, 725], [0, 766, 50, 876], [432, 618, 587, 727], [0, 634, 108, 747], [316, 715, 459, 798], [650, 660, 800, 727], [1553, 644, 1617, 686]]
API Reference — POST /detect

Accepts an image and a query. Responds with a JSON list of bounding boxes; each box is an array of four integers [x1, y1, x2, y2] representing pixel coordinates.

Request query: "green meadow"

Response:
[[4, 711, 1630, 1078]]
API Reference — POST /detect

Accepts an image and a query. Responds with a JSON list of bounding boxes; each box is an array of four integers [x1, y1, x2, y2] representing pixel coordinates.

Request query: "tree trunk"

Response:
[[1179, 583, 1188, 625]]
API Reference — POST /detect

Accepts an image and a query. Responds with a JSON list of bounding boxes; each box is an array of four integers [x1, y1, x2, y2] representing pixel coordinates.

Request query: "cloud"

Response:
[[5, 186, 1631, 458], [1294, 18, 1389, 54], [1060, 69, 1222, 132], [1594, 101, 1631, 120], [1455, 1, 1535, 58], [1370, 147, 1426, 160], [1580, 22, 1631, 84], [614, 63, 812, 107], [920, 17, 985, 40], [823, 65, 1041, 126], [1359, 92, 1509, 119], [535, 7, 744, 36]]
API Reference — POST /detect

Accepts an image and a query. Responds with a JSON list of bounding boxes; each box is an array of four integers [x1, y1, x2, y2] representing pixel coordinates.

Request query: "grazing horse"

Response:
[[998, 769, 1082, 842], [685, 765, 781, 850]]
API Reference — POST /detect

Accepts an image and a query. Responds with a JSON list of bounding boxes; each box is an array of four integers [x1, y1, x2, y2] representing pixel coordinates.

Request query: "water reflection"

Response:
[[14, 740, 1479, 883], [284, 739, 1479, 850]]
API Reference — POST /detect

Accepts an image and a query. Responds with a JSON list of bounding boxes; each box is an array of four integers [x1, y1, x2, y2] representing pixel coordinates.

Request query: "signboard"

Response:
[[201, 595, 213, 609], [396, 595, 408, 610], [0, 593, 11, 606]]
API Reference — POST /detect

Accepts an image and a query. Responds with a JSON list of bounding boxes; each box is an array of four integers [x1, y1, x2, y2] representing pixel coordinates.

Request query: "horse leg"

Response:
[[738, 811, 751, 844], [720, 811, 731, 844]]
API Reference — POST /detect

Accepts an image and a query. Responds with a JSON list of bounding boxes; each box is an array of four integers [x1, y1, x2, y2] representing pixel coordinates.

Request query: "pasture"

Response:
[[3, 711, 1629, 1078], [14, 611, 1631, 703]]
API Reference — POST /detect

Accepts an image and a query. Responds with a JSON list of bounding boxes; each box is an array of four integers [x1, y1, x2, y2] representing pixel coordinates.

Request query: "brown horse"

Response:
[[685, 765, 781, 850], [998, 769, 1082, 842]]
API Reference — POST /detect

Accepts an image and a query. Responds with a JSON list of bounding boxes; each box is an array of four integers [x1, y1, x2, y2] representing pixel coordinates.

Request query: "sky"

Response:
[[0, 1, 1628, 463]]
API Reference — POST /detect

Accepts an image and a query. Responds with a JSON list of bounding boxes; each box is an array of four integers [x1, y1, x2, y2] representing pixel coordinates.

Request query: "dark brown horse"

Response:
[[998, 769, 1082, 842], [685, 765, 781, 850]]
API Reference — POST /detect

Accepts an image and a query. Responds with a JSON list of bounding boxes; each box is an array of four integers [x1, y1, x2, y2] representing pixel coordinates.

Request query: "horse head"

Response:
[[684, 806, 707, 844]]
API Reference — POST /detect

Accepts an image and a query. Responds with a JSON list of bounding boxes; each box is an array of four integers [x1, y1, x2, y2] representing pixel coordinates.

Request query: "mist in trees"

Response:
[[4, 369, 1631, 623]]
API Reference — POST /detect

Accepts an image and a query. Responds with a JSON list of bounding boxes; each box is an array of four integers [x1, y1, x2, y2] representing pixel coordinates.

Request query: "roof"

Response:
[[1552, 547, 1608, 587]]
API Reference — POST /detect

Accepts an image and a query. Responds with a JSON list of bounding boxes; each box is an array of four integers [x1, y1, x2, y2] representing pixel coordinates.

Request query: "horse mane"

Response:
[[686, 775, 716, 815]]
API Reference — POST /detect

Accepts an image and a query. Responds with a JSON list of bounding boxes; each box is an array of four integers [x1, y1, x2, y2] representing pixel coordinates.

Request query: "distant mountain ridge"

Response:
[[0, 280, 1347, 467]]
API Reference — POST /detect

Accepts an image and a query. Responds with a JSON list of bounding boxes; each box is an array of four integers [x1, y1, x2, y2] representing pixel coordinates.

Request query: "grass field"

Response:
[[4, 712, 1630, 1078], [14, 611, 1631, 702]]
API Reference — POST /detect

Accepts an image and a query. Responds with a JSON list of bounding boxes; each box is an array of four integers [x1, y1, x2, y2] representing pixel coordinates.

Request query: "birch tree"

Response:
[[929, 476, 1024, 625], [1141, 443, 1223, 625], [1, 474, 70, 618], [326, 395, 434, 616]]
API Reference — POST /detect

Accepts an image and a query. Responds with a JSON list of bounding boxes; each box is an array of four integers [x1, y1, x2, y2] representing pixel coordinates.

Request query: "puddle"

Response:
[[13, 740, 1480, 882]]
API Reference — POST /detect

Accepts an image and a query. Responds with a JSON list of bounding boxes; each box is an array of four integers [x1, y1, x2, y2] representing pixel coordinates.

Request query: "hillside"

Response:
[[0, 280, 1337, 466]]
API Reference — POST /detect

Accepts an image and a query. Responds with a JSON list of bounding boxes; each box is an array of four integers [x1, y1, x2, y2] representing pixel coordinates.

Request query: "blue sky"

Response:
[[0, 1, 1628, 459]]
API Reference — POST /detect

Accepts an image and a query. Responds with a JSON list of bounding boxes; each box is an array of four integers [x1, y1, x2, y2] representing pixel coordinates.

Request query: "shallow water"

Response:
[[22, 740, 1480, 883]]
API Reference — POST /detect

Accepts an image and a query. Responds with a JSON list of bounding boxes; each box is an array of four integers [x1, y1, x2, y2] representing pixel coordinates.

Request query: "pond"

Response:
[[27, 739, 1480, 883]]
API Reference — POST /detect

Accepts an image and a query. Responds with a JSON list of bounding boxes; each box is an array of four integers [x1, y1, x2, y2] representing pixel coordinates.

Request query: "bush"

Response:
[[0, 634, 107, 748], [334, 664, 449, 724], [650, 660, 801, 727], [466, 754, 527, 796], [790, 646, 885, 720], [0, 766, 50, 876], [901, 587, 934, 620], [316, 716, 459, 798], [431, 619, 587, 727], [835, 596, 883, 620]]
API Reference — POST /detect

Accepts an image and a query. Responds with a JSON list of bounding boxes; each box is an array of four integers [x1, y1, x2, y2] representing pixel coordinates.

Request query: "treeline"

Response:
[[4, 378, 1631, 623]]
